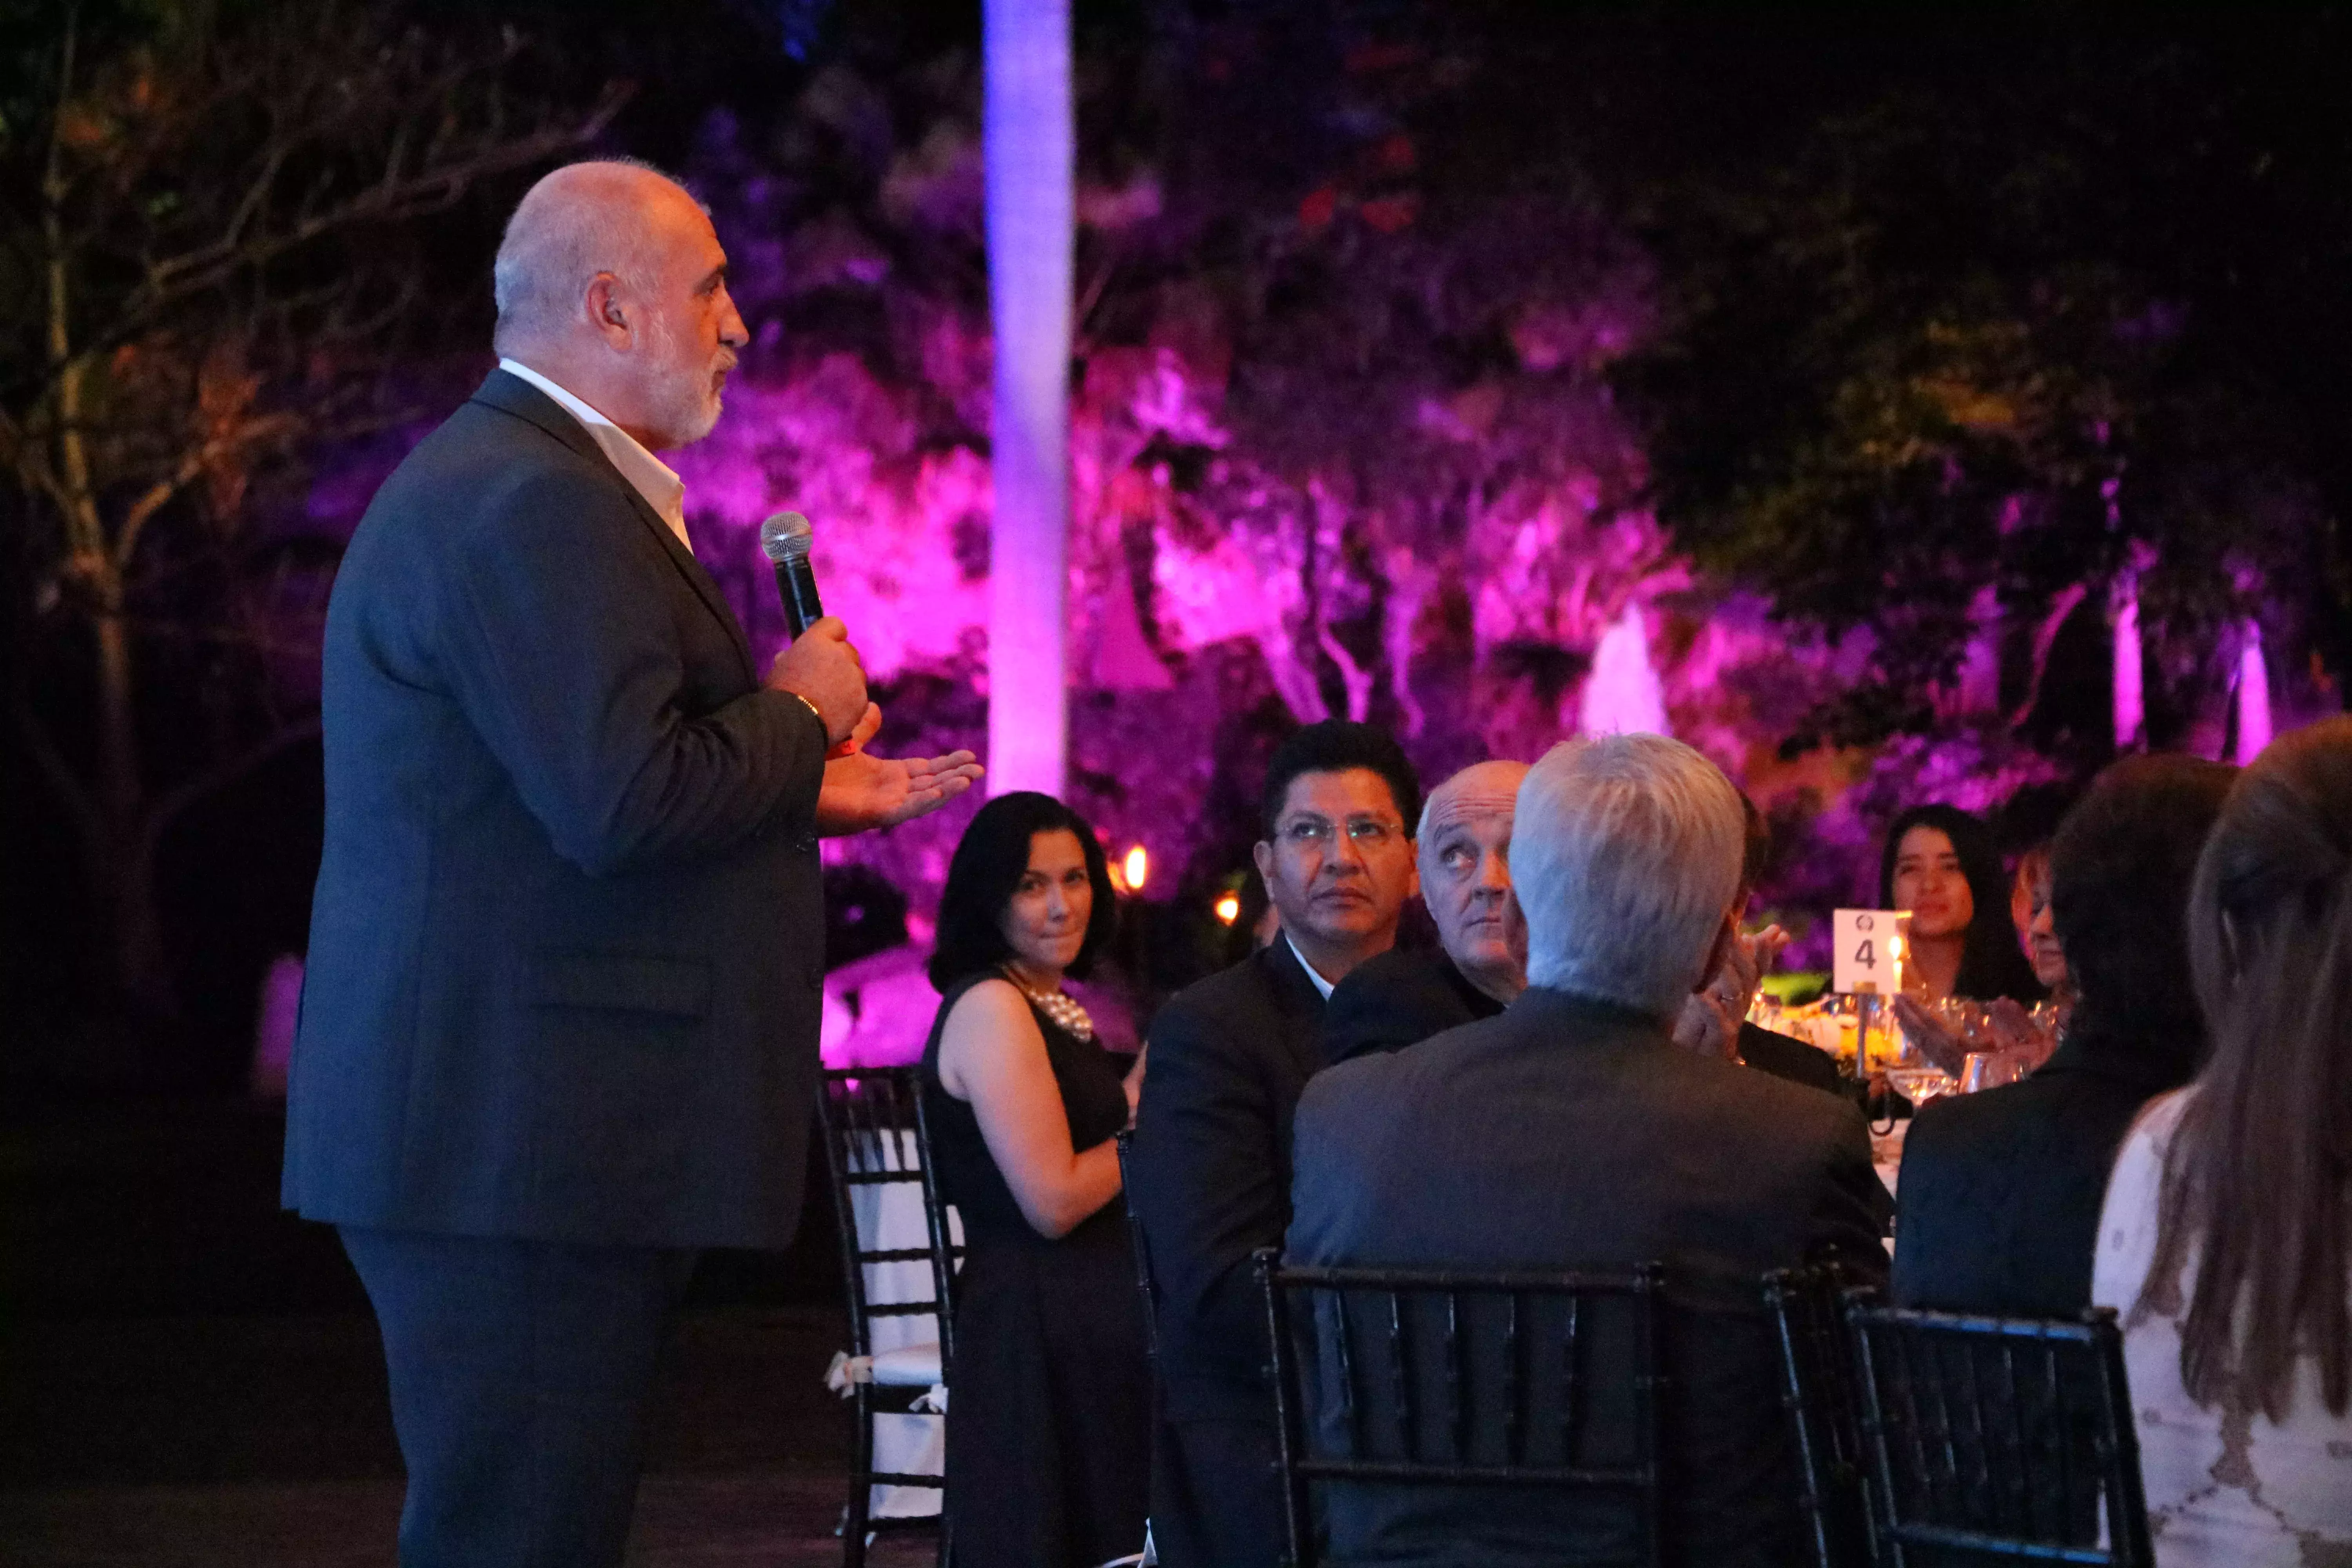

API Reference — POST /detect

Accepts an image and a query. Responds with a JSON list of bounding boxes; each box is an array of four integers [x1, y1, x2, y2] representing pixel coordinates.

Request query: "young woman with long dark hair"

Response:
[[1877, 803, 2047, 1004], [2092, 718, 2352, 1559]]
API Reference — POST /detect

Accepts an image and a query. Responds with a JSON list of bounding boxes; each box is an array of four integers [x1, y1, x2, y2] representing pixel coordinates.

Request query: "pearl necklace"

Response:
[[1002, 967, 1095, 1042]]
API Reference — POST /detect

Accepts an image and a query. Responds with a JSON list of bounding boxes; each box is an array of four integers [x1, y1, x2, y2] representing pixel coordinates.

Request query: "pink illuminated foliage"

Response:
[[665, 73, 1852, 948]]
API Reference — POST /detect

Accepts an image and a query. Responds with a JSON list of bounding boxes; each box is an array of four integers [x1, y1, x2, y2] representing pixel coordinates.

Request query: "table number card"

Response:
[[1833, 908, 1908, 995]]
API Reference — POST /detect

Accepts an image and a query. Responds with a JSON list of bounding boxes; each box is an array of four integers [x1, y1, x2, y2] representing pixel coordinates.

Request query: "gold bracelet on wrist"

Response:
[[788, 692, 825, 733]]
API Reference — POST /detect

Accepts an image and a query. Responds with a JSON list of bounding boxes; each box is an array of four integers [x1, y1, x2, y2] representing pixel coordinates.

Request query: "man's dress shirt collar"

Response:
[[496, 358, 693, 554], [1285, 936, 1338, 1000]]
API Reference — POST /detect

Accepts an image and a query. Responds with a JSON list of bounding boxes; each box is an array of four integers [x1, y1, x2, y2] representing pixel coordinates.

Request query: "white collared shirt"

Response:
[[1288, 937, 1338, 1000], [497, 358, 693, 554]]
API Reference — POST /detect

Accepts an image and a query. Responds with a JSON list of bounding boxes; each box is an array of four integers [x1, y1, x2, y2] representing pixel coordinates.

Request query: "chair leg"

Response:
[[843, 1385, 874, 1568]]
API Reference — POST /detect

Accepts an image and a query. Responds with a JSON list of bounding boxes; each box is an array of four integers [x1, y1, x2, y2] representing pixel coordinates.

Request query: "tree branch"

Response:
[[110, 410, 305, 570], [143, 713, 322, 844], [10, 691, 101, 845]]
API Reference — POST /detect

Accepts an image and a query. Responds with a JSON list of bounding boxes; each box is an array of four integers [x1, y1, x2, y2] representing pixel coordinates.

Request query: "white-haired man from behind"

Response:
[[1287, 734, 1889, 1568]]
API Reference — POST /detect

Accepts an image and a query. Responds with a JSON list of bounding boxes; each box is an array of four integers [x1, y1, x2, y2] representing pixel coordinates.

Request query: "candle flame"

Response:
[[1123, 845, 1149, 893], [1214, 891, 1241, 926]]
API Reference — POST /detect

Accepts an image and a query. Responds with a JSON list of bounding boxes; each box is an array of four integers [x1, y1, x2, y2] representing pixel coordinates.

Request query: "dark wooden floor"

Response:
[[0, 1473, 942, 1568], [0, 1307, 937, 1567]]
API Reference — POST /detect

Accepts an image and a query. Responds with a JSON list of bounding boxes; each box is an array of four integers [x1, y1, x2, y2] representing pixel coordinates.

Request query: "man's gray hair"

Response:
[[1512, 733, 1745, 1016], [491, 158, 695, 353]]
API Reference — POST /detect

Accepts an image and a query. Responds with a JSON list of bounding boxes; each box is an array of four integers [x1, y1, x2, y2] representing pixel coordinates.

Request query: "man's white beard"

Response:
[[642, 318, 724, 448]]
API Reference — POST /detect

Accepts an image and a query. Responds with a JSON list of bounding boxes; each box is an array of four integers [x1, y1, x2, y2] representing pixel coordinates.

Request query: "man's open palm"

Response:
[[816, 732, 983, 835]]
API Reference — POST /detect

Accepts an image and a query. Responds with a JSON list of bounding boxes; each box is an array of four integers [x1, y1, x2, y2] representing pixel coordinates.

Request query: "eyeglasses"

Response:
[[1276, 816, 1401, 850]]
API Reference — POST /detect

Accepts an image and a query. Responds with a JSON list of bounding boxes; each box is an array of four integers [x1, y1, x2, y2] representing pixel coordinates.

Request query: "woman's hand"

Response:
[[1890, 995, 1970, 1077], [1981, 997, 2059, 1070], [1673, 924, 1787, 1062]]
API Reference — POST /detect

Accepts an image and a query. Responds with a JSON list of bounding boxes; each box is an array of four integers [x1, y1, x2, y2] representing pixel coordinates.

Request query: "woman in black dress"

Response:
[[920, 792, 1150, 1568]]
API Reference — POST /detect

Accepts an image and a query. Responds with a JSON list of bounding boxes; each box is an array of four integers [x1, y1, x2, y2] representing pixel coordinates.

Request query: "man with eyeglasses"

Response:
[[1128, 720, 1422, 1568]]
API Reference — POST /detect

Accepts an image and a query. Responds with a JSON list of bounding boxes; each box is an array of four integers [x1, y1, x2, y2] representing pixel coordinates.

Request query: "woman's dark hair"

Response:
[[2145, 716, 2352, 1421], [2046, 754, 2235, 1078], [1258, 720, 1422, 839], [928, 792, 1118, 992], [1877, 803, 2046, 1003]]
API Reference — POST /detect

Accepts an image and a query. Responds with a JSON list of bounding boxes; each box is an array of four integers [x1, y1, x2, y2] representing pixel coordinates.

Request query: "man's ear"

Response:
[[1251, 839, 1276, 885], [584, 272, 633, 350]]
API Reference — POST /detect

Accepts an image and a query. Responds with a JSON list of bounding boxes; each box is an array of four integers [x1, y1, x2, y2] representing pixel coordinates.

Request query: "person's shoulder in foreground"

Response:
[[1736, 1019, 1847, 1098], [1322, 946, 1498, 1065]]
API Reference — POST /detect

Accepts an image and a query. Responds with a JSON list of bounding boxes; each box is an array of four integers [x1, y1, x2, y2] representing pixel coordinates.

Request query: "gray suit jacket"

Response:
[[284, 369, 830, 1249], [1289, 987, 1891, 1566]]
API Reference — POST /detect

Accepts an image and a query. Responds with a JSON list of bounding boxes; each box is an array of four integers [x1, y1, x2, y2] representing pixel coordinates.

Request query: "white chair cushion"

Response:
[[869, 1343, 944, 1387]]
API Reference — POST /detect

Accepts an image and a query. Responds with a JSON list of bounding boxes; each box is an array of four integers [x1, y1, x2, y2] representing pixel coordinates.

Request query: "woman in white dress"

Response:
[[2091, 716, 2352, 1563]]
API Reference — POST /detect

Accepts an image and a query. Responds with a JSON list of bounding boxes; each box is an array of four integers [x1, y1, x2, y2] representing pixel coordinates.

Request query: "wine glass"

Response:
[[1958, 1051, 2026, 1094], [1883, 1025, 1957, 1111]]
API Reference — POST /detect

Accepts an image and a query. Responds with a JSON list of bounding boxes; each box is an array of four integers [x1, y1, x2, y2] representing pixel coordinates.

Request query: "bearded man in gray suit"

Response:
[[284, 160, 980, 1568]]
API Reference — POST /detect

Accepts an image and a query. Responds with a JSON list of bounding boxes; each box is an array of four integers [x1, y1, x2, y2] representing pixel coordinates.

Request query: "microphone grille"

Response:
[[759, 511, 814, 563]]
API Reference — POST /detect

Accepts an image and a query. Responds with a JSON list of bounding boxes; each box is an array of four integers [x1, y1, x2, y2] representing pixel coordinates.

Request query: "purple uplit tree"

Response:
[[982, 0, 1073, 798]]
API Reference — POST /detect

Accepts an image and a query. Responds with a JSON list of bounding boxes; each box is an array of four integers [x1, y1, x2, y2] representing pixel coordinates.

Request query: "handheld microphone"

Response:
[[759, 511, 824, 639]]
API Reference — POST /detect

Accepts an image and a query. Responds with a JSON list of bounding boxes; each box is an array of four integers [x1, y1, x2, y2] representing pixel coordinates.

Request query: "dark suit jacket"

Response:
[[1288, 988, 1892, 1567], [1891, 1033, 2185, 1318], [1129, 936, 1329, 1423], [1323, 947, 1506, 1066], [1739, 1020, 1848, 1100], [284, 369, 831, 1249]]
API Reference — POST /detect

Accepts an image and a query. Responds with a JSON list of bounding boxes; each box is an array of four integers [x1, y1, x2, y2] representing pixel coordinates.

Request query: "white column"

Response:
[[1579, 601, 1669, 738], [2235, 618, 2272, 766], [984, 0, 1073, 797], [2111, 576, 2144, 751]]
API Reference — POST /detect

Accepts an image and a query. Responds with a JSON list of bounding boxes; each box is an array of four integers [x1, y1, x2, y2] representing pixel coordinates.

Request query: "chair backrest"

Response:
[[1844, 1299, 2152, 1567], [1112, 1129, 1158, 1359], [817, 1067, 961, 1365], [1764, 1265, 1878, 1568], [1255, 1247, 1666, 1568]]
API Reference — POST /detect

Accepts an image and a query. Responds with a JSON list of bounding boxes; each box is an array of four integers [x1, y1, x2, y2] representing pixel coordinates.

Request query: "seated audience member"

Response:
[[920, 793, 1149, 1568], [1128, 721, 1421, 1568], [1880, 802, 2047, 1004], [1675, 795, 1846, 1098], [1325, 760, 1528, 1063], [2011, 843, 2074, 1002], [1289, 734, 1890, 1568], [2094, 718, 2352, 1560], [1893, 755, 2233, 1318]]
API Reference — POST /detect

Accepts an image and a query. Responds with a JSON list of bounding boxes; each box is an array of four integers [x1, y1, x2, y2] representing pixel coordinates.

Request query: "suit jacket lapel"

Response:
[[1265, 936, 1332, 1076], [469, 369, 758, 687]]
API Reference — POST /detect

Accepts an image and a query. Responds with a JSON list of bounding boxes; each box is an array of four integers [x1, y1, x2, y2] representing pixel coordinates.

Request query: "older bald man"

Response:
[[284, 160, 978, 1567], [1323, 760, 1532, 1062]]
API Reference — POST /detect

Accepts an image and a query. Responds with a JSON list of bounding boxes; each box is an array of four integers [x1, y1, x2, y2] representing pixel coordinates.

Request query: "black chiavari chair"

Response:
[[1844, 1299, 2152, 1567], [1766, 1264, 1880, 1568], [1256, 1248, 1667, 1568], [817, 1067, 961, 1568]]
